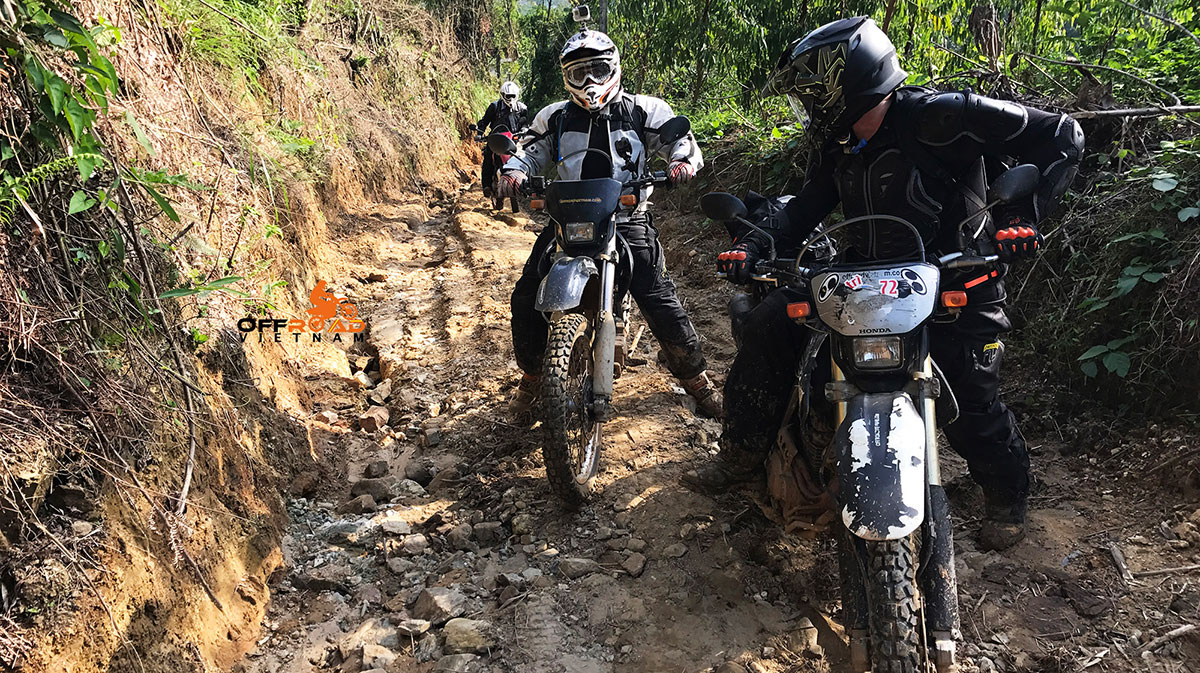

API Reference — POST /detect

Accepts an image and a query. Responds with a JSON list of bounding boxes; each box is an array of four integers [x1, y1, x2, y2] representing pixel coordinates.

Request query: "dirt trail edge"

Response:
[[237, 185, 1200, 673]]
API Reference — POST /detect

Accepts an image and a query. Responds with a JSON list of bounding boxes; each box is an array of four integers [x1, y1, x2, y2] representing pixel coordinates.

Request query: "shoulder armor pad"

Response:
[[913, 92, 1028, 146]]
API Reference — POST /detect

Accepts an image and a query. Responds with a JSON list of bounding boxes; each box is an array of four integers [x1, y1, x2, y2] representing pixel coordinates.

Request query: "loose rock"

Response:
[[448, 523, 475, 551], [368, 379, 393, 405], [405, 460, 435, 486], [414, 632, 441, 663], [442, 618, 496, 654], [336, 494, 377, 515], [350, 477, 396, 502], [365, 460, 389, 478], [622, 552, 646, 578], [662, 543, 688, 558], [412, 587, 466, 624], [473, 521, 505, 547], [359, 406, 390, 432], [433, 653, 481, 673], [559, 557, 601, 579], [401, 533, 429, 555], [397, 618, 431, 636], [294, 565, 351, 593]]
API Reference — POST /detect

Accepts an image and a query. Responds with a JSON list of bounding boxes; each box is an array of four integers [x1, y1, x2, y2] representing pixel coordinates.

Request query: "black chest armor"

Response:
[[826, 88, 990, 260]]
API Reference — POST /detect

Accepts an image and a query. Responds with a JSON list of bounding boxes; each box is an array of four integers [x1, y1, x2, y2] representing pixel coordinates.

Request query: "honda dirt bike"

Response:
[[487, 116, 692, 507], [470, 123, 521, 213], [703, 165, 1040, 672]]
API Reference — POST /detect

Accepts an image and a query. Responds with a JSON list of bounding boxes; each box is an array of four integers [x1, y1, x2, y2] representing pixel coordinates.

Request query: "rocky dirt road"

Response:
[[235, 184, 1200, 673]]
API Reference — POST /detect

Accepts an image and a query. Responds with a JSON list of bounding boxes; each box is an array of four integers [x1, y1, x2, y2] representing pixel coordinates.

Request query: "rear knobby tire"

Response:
[[541, 313, 600, 508], [865, 536, 923, 673]]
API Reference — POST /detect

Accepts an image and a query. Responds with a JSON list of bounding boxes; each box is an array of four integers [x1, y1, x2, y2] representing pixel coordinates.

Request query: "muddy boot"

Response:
[[680, 447, 763, 495], [680, 371, 723, 419], [508, 373, 541, 417], [978, 487, 1028, 551]]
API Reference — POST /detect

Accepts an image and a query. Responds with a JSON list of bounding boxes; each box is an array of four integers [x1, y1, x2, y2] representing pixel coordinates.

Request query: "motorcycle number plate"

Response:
[[811, 264, 939, 336]]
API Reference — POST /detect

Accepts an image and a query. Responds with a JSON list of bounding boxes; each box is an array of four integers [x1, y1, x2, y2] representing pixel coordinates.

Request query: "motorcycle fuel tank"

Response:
[[812, 263, 939, 336]]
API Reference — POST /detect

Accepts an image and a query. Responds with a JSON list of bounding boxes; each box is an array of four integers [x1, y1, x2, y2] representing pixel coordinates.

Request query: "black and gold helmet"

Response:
[[767, 17, 907, 145]]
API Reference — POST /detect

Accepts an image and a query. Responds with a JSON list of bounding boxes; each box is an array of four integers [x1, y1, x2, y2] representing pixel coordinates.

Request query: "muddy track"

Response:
[[236, 185, 1200, 673]]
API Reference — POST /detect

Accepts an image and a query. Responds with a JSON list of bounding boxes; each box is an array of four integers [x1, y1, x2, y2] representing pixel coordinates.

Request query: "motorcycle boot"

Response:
[[679, 442, 764, 494], [508, 373, 541, 417], [978, 486, 1028, 551], [680, 371, 723, 419]]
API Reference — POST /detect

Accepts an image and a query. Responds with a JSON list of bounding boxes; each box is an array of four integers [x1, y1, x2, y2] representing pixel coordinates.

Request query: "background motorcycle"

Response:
[[703, 164, 1040, 673], [487, 116, 691, 507], [470, 122, 522, 213]]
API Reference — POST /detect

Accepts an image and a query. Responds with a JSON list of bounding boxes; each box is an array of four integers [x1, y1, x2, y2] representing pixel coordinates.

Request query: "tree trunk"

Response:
[[691, 0, 715, 107]]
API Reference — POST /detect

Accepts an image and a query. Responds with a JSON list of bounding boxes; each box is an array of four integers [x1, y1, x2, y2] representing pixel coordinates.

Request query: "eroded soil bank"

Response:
[[233, 183, 1200, 673]]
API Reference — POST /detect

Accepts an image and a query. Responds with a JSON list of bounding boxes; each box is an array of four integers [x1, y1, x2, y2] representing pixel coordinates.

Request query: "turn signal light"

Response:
[[620, 194, 638, 207], [786, 301, 812, 319], [941, 291, 968, 308], [531, 199, 545, 210]]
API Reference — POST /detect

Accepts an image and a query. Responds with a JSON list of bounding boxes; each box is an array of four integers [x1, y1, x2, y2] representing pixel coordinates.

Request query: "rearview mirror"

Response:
[[487, 133, 518, 156], [656, 116, 692, 145], [988, 164, 1040, 204], [700, 192, 748, 222]]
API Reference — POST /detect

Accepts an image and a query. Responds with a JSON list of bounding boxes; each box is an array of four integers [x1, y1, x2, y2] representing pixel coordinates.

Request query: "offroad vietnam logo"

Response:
[[238, 280, 366, 343]]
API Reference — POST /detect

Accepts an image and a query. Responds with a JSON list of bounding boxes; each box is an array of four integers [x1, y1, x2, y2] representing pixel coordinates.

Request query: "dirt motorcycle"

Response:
[[703, 164, 1040, 673], [487, 116, 692, 507], [470, 123, 522, 213]]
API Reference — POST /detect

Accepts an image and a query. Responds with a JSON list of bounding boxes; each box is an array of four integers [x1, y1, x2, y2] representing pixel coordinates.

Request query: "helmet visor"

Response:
[[564, 58, 616, 87], [503, 93, 517, 103], [787, 94, 811, 129]]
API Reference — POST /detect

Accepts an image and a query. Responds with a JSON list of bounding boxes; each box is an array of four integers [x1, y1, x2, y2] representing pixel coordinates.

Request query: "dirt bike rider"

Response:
[[476, 81, 529, 198], [497, 29, 722, 418], [683, 17, 1083, 551]]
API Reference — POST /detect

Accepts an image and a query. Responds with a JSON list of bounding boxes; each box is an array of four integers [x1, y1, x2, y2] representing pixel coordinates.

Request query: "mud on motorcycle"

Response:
[[703, 164, 1040, 673], [487, 116, 692, 507]]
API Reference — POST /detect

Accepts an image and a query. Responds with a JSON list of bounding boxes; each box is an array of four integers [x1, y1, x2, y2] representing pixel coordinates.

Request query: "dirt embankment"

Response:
[[4, 2, 483, 671], [232, 183, 1200, 673]]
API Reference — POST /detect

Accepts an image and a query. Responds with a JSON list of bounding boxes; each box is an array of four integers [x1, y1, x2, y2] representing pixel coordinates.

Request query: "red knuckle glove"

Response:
[[716, 241, 759, 284], [668, 161, 695, 185], [994, 217, 1043, 262]]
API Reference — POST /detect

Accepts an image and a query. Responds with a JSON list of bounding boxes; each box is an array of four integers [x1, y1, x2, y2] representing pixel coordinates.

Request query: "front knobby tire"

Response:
[[541, 313, 601, 508], [865, 536, 924, 673]]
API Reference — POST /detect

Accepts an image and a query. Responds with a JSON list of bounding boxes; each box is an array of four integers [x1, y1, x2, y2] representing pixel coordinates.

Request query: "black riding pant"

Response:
[[511, 221, 706, 380], [481, 150, 496, 190], [723, 286, 1029, 497]]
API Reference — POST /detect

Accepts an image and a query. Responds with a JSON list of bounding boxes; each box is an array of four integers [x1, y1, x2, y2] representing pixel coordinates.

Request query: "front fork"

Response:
[[838, 357, 959, 672], [918, 357, 959, 670], [591, 237, 618, 421]]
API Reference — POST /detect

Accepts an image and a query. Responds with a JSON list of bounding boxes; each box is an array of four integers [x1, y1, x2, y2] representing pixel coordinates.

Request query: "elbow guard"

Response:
[[1035, 114, 1084, 219]]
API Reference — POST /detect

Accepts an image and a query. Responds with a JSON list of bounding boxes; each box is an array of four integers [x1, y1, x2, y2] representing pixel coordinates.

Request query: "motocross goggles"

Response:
[[564, 57, 617, 88], [503, 93, 517, 103]]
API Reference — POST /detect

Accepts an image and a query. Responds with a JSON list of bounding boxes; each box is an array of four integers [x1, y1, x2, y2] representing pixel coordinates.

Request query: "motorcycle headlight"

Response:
[[564, 222, 595, 243], [852, 336, 903, 369]]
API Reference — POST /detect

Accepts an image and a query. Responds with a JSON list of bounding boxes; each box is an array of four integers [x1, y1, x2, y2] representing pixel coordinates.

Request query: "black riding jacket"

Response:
[[750, 86, 1084, 296], [477, 99, 530, 135]]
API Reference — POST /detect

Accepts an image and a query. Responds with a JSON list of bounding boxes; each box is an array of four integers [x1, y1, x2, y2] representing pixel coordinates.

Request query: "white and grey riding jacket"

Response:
[[503, 92, 703, 213]]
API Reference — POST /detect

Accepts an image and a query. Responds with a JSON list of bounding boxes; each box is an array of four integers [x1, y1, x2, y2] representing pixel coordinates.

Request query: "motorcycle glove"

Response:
[[994, 217, 1043, 262], [497, 171, 527, 199], [668, 161, 695, 185], [716, 240, 760, 284]]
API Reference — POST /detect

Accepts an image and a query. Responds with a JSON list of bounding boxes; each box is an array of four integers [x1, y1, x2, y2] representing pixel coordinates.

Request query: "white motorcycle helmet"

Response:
[[560, 30, 622, 111], [500, 81, 520, 105]]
